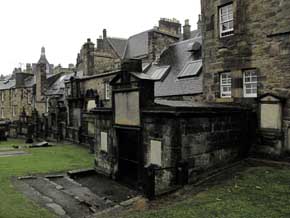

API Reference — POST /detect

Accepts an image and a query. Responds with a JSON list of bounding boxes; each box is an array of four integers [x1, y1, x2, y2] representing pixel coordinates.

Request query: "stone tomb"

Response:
[[90, 59, 252, 197]]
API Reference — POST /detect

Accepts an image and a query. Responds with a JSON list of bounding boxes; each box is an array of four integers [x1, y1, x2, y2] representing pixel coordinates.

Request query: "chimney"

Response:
[[103, 29, 107, 39], [197, 14, 202, 31], [183, 19, 191, 40], [158, 18, 181, 36], [15, 72, 25, 88], [16, 72, 33, 88], [97, 35, 104, 50], [25, 63, 32, 74]]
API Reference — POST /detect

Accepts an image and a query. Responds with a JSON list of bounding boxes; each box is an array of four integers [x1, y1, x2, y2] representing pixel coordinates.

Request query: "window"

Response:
[[220, 72, 232, 98], [219, 3, 234, 37], [104, 82, 110, 100], [243, 71, 257, 97], [1, 92, 4, 102]]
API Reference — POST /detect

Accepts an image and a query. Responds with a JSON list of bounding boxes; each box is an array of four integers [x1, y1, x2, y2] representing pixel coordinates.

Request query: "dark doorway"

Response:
[[117, 129, 141, 187]]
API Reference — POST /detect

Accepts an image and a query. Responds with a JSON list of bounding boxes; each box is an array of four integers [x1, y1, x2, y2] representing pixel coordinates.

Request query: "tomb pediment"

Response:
[[259, 93, 285, 103]]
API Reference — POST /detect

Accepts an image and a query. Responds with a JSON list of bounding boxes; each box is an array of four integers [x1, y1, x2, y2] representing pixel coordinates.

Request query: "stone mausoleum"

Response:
[[86, 59, 251, 196]]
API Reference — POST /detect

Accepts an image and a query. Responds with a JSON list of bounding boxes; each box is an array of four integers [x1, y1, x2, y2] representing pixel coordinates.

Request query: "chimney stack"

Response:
[[183, 19, 191, 40], [158, 18, 181, 36], [103, 29, 107, 39], [197, 15, 202, 31]]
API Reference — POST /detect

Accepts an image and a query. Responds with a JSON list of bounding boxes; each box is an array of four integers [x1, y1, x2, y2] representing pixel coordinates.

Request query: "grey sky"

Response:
[[0, 0, 201, 75]]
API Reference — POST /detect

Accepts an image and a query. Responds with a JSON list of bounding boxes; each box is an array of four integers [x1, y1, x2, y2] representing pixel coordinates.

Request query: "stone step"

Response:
[[48, 176, 114, 211], [24, 177, 92, 218]]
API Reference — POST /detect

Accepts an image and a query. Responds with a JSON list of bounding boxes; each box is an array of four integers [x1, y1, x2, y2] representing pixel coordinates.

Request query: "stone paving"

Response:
[[14, 173, 140, 218], [0, 150, 29, 157]]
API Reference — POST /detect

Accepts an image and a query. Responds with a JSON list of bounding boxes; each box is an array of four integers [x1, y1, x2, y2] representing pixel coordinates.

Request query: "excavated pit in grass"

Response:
[[14, 172, 140, 218]]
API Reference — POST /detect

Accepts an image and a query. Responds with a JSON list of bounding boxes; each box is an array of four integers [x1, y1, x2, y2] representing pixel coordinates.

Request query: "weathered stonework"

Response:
[[201, 0, 290, 157], [202, 0, 290, 102], [0, 88, 33, 121]]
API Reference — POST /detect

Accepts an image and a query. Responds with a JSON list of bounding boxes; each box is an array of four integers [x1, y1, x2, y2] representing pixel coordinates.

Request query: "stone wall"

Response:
[[93, 110, 116, 177], [180, 113, 249, 183], [147, 31, 179, 63], [155, 94, 204, 103], [94, 52, 120, 74], [80, 73, 116, 109], [142, 107, 251, 193], [201, 0, 290, 157], [142, 114, 180, 194], [0, 88, 34, 121]]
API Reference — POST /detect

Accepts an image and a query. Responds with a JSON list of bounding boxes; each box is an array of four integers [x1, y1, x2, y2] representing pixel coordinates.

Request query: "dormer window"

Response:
[[219, 3, 234, 37], [187, 42, 202, 60]]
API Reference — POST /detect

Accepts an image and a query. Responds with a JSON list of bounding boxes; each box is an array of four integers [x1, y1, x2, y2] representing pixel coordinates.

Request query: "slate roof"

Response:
[[46, 73, 74, 96], [106, 37, 128, 58], [38, 54, 50, 65], [124, 30, 149, 59], [124, 28, 179, 60], [23, 76, 35, 87], [155, 99, 245, 109], [190, 29, 202, 39], [0, 79, 16, 90], [151, 30, 203, 97]]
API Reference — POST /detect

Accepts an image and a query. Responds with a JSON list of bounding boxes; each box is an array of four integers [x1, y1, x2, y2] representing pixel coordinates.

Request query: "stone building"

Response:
[[0, 47, 74, 138], [65, 18, 187, 143], [150, 26, 203, 101], [0, 76, 33, 121], [76, 18, 182, 77], [201, 0, 290, 157]]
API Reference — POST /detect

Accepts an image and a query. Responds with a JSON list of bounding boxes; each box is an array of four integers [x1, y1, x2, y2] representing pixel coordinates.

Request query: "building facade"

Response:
[[0, 47, 74, 139], [201, 0, 290, 156]]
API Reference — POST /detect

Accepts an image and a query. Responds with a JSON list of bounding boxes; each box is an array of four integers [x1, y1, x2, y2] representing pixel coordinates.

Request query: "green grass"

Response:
[[128, 166, 290, 218], [0, 139, 94, 218]]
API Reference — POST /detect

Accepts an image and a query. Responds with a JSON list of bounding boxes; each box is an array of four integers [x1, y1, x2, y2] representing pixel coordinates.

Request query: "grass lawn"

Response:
[[0, 139, 94, 218], [126, 165, 290, 218]]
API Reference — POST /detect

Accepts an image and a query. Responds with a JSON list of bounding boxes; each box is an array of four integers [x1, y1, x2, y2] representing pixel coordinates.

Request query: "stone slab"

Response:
[[46, 203, 66, 216], [0, 150, 29, 157], [30, 141, 51, 148]]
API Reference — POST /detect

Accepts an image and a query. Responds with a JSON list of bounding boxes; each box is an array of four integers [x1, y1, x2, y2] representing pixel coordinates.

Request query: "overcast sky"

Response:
[[0, 0, 201, 75]]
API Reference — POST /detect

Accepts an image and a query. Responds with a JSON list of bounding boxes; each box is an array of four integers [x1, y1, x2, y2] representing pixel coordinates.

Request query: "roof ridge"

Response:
[[128, 29, 152, 39], [107, 37, 128, 41]]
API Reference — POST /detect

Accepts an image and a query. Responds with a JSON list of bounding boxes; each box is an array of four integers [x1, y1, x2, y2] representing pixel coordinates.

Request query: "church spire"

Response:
[[38, 46, 49, 65], [41, 46, 45, 57]]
